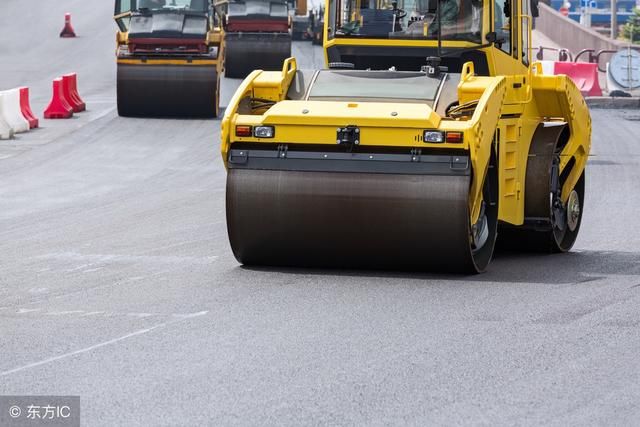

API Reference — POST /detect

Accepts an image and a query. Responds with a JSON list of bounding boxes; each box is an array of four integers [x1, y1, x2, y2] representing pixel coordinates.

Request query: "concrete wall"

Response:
[[536, 3, 639, 59]]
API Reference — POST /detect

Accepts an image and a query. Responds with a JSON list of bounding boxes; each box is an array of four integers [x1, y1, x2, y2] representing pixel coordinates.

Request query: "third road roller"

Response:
[[221, 0, 591, 273], [114, 0, 224, 117]]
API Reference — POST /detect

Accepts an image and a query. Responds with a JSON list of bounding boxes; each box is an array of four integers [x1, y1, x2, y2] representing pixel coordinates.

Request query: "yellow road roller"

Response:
[[220, 0, 591, 273], [114, 0, 224, 117]]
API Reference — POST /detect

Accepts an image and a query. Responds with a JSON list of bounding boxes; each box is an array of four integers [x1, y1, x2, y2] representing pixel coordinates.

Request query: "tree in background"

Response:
[[622, 7, 640, 43]]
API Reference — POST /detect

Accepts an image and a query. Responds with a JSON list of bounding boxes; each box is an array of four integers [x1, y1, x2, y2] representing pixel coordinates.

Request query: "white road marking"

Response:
[[8, 308, 201, 320], [11, 272, 168, 308], [0, 311, 208, 377], [66, 263, 100, 273], [79, 311, 104, 317], [44, 311, 86, 316], [39, 252, 218, 266]]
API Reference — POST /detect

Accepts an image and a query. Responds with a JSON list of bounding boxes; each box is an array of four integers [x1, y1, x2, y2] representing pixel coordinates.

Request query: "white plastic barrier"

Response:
[[0, 88, 29, 133], [0, 93, 15, 140], [539, 60, 556, 76]]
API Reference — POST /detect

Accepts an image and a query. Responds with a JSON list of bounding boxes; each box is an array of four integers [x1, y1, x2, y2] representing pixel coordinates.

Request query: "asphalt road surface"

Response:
[[1, 1, 640, 425]]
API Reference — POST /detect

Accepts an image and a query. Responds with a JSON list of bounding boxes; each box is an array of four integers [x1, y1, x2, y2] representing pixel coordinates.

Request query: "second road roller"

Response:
[[114, 0, 224, 117], [220, 0, 293, 78], [220, 0, 591, 273]]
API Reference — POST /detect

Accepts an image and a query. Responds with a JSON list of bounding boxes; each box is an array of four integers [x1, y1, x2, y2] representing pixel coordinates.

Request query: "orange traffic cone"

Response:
[[60, 13, 76, 38]]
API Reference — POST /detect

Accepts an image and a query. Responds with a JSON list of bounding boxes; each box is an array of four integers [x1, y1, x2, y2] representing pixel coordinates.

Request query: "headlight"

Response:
[[423, 130, 445, 143], [254, 126, 275, 138]]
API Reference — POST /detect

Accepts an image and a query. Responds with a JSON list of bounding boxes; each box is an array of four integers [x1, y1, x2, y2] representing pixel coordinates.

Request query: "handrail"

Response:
[[535, 46, 572, 62]]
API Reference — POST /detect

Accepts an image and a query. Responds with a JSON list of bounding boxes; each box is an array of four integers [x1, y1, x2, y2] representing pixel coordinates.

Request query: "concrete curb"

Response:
[[586, 97, 640, 109]]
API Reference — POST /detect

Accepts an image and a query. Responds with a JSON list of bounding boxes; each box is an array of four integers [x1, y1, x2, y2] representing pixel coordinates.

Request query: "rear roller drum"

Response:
[[498, 125, 585, 253], [224, 33, 292, 79]]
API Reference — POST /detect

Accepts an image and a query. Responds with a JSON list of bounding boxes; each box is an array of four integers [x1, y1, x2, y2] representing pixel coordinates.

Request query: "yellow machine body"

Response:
[[221, 0, 591, 272]]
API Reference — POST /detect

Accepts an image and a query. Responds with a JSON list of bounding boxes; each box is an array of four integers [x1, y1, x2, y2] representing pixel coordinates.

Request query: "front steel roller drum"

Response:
[[227, 169, 491, 273], [117, 63, 218, 118], [224, 33, 292, 79]]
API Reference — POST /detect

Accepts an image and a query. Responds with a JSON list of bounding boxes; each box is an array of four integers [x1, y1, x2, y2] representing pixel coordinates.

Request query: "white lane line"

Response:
[[44, 311, 86, 316], [39, 252, 219, 266], [0, 311, 208, 377], [79, 311, 104, 317], [7, 308, 201, 319]]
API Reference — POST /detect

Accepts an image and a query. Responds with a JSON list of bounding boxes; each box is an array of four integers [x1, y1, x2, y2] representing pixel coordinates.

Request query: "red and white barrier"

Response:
[[44, 78, 74, 119], [19, 87, 38, 129], [44, 73, 87, 119], [62, 74, 86, 112], [554, 61, 603, 97], [0, 94, 15, 140], [0, 88, 30, 133], [538, 60, 603, 97]]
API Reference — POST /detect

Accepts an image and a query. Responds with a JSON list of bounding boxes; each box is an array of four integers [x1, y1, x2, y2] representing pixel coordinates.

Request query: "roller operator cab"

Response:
[[324, 0, 532, 74], [114, 0, 224, 117], [221, 0, 591, 273]]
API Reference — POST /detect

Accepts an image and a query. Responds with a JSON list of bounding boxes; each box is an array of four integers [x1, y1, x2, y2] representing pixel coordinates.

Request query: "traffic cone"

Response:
[[60, 13, 76, 38]]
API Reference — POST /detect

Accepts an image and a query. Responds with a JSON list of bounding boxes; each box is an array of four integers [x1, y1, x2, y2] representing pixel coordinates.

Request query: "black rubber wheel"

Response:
[[550, 171, 585, 252]]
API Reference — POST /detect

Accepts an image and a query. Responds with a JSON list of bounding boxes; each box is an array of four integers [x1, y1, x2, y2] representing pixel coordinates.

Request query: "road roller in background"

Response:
[[290, 0, 310, 40], [114, 0, 224, 117], [220, 0, 591, 273], [221, 0, 293, 78], [310, 7, 324, 45]]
